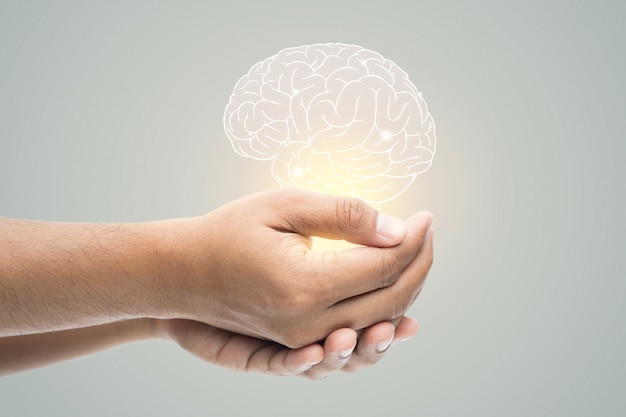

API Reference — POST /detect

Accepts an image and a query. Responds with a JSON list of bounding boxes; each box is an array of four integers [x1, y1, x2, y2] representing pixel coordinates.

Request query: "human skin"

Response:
[[162, 190, 434, 348], [0, 316, 419, 378], [0, 189, 433, 365]]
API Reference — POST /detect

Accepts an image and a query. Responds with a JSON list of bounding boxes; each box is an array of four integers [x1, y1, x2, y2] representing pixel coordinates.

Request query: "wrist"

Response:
[[141, 216, 215, 322], [144, 318, 169, 340], [133, 219, 186, 320], [87, 220, 190, 323]]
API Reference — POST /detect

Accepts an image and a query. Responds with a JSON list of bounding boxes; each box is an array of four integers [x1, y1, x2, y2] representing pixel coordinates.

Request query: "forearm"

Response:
[[0, 217, 176, 336], [0, 319, 155, 376]]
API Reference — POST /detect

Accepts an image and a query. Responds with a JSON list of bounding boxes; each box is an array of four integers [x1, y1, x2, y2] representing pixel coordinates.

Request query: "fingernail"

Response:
[[376, 213, 407, 240], [339, 345, 355, 359], [297, 359, 321, 372], [393, 337, 411, 345], [376, 337, 394, 353]]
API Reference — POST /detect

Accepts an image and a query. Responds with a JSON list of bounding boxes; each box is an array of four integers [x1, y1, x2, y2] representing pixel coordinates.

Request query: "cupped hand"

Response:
[[159, 189, 433, 348], [155, 317, 420, 379]]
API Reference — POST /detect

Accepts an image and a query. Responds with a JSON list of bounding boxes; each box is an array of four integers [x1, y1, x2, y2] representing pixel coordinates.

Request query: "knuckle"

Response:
[[314, 253, 342, 295], [378, 252, 404, 287], [269, 270, 313, 310], [293, 256, 338, 305], [335, 197, 368, 232], [277, 288, 310, 315]]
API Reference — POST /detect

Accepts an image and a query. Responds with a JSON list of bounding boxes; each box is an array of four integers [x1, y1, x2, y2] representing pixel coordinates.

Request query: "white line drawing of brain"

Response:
[[223, 43, 436, 205]]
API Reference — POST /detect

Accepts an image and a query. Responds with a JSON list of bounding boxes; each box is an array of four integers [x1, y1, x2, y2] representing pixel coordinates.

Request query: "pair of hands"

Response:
[[0, 189, 433, 379], [155, 189, 434, 378]]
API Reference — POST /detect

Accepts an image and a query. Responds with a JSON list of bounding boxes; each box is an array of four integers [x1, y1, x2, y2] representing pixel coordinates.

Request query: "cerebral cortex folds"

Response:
[[223, 43, 436, 205]]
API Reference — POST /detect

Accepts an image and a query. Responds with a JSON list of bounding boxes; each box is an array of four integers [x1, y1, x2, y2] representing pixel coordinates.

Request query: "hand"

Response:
[[0, 317, 418, 377], [0, 188, 432, 376], [0, 188, 433, 351], [159, 188, 433, 348], [156, 317, 420, 379]]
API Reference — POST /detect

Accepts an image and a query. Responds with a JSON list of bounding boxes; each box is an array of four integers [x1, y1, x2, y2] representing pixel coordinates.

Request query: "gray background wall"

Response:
[[1, 1, 624, 416]]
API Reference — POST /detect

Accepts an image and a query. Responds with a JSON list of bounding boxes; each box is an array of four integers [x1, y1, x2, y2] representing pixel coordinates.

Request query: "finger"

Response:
[[342, 321, 395, 373], [328, 218, 434, 330], [264, 189, 407, 247], [391, 316, 420, 345], [212, 334, 280, 373], [219, 336, 324, 376], [302, 328, 358, 380], [263, 343, 324, 376], [312, 210, 432, 303], [343, 317, 419, 373], [169, 320, 325, 376]]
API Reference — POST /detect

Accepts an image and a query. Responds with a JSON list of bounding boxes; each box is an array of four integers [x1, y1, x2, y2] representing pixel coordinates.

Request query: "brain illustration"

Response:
[[223, 43, 436, 205]]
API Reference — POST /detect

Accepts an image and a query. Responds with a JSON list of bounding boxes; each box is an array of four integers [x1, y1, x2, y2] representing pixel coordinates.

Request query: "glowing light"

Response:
[[291, 165, 305, 179]]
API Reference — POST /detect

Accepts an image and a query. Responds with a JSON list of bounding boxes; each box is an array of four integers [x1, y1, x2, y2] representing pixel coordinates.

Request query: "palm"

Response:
[[161, 317, 419, 379]]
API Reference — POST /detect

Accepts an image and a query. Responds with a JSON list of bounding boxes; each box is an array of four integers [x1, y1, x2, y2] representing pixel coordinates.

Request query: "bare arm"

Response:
[[0, 319, 153, 376], [0, 317, 420, 378], [0, 189, 433, 348], [0, 217, 172, 335]]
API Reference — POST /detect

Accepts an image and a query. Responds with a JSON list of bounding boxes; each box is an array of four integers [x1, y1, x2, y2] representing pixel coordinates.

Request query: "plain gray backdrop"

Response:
[[1, 1, 624, 416]]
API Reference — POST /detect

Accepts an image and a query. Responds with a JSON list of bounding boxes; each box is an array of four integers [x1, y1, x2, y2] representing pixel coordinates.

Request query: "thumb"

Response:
[[271, 190, 407, 247]]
